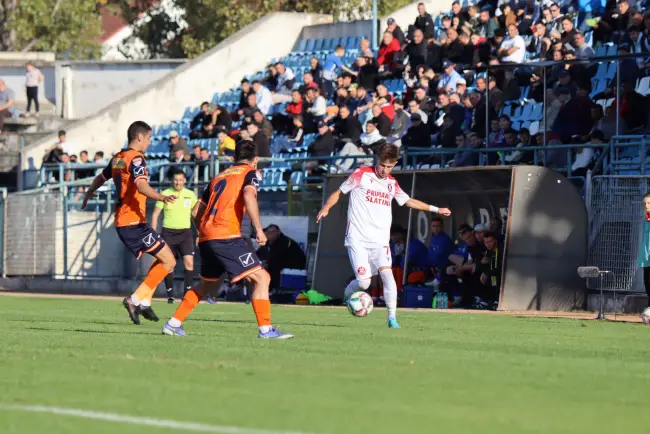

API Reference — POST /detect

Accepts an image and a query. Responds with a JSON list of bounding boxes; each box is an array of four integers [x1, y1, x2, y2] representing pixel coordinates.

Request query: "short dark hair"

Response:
[[80, 150, 88, 156], [235, 140, 257, 162], [193, 144, 201, 149], [431, 216, 444, 225], [58, 130, 66, 136], [251, 80, 261, 85], [458, 224, 473, 234], [200, 147, 209, 153], [201, 101, 209, 107], [241, 78, 250, 84], [335, 44, 345, 51], [442, 15, 451, 21], [484, 231, 498, 240], [171, 168, 186, 178], [561, 16, 573, 23], [500, 115, 511, 122], [377, 143, 400, 162], [127, 121, 151, 143], [95, 151, 104, 158], [590, 130, 605, 141], [275, 62, 284, 67]]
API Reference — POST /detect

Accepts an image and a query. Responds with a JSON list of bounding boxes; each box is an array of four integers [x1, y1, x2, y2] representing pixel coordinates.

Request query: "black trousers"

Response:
[[26, 86, 39, 112], [643, 267, 650, 307]]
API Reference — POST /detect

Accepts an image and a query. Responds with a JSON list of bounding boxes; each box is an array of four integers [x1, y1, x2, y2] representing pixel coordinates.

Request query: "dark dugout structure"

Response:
[[313, 166, 588, 311]]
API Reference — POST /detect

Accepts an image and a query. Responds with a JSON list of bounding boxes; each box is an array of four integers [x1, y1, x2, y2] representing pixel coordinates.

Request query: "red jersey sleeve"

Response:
[[339, 168, 363, 194]]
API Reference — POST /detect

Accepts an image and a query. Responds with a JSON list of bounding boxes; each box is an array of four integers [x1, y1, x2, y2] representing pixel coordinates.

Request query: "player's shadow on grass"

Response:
[[9, 318, 129, 326], [197, 318, 345, 328], [23, 326, 151, 335]]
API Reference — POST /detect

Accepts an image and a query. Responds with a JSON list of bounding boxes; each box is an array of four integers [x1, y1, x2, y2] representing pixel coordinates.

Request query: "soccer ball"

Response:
[[642, 308, 650, 325], [347, 291, 374, 317]]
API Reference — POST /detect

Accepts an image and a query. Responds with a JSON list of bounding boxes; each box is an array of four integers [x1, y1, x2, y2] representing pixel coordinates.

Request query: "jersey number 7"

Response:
[[209, 179, 227, 216]]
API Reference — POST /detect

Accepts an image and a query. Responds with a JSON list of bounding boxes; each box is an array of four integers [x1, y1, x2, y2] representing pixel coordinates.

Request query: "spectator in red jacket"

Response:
[[377, 31, 401, 68], [286, 90, 303, 116], [272, 89, 303, 134]]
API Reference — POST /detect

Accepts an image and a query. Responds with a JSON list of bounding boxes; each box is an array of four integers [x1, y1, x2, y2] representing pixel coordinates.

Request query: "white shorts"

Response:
[[347, 242, 392, 280]]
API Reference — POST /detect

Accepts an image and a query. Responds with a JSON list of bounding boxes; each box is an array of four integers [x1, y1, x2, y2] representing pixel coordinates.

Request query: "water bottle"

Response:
[[432, 293, 438, 309]]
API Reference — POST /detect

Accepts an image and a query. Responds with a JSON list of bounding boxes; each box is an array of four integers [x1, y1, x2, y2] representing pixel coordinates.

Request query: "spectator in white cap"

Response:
[[474, 224, 488, 243], [168, 130, 189, 158], [456, 78, 467, 96]]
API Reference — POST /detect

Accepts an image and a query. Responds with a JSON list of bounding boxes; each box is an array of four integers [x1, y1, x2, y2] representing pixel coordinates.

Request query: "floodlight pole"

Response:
[[372, 0, 378, 51]]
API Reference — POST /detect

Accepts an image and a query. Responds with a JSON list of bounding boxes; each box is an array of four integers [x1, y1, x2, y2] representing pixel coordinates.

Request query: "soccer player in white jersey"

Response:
[[317, 143, 451, 328]]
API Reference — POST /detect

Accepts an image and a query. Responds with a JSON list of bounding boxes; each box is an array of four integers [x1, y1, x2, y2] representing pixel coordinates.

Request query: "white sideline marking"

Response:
[[0, 404, 308, 434]]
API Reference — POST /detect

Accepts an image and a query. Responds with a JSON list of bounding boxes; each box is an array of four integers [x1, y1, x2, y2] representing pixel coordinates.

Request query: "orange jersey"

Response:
[[198, 163, 262, 242], [101, 148, 149, 227]]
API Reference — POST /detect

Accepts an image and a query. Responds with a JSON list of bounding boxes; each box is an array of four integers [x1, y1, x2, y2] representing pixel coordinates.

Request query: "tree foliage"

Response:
[[4, 0, 103, 58], [115, 0, 414, 60]]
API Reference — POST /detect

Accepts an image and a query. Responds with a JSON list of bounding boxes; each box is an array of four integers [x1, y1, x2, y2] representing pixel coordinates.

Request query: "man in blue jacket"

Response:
[[428, 217, 454, 271]]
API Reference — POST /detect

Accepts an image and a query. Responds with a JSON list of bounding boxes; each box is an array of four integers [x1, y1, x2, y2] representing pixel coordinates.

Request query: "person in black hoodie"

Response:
[[355, 55, 380, 92], [457, 32, 475, 68], [371, 104, 392, 137], [190, 102, 212, 131], [247, 123, 270, 168], [402, 113, 431, 148], [333, 105, 362, 146], [302, 121, 335, 172], [443, 27, 465, 64], [405, 29, 428, 69], [414, 3, 435, 39]]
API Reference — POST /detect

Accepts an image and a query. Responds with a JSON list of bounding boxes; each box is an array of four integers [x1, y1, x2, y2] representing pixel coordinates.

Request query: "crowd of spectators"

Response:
[[42, 130, 108, 182], [171, 0, 650, 177], [40, 0, 650, 185], [389, 216, 505, 310]]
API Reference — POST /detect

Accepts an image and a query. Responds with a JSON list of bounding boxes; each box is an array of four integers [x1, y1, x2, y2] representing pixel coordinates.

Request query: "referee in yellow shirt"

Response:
[[151, 169, 198, 303]]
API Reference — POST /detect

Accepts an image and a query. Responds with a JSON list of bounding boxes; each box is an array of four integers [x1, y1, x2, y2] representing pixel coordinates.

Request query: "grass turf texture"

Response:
[[0, 296, 648, 434]]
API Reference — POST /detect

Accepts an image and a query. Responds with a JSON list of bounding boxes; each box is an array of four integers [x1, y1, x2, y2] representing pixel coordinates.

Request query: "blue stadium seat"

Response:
[[295, 39, 307, 53]]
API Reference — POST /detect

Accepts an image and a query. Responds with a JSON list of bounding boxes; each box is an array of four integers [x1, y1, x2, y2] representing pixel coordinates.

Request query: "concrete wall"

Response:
[[0, 65, 56, 110], [0, 61, 184, 117], [54, 211, 125, 278], [56, 61, 186, 119], [21, 12, 332, 171]]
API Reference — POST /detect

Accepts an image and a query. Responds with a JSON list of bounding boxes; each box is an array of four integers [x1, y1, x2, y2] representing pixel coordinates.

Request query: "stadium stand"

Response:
[[36, 0, 650, 192]]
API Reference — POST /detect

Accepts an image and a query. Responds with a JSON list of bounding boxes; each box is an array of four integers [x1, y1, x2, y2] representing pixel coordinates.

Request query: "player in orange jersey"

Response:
[[162, 140, 293, 339], [82, 121, 178, 325]]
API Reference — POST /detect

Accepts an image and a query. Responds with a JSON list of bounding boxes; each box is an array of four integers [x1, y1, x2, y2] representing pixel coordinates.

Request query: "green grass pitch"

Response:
[[0, 296, 648, 434]]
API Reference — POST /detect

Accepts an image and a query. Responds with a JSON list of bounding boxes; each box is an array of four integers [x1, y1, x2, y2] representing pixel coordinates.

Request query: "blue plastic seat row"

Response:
[[259, 169, 305, 191], [293, 36, 367, 54]]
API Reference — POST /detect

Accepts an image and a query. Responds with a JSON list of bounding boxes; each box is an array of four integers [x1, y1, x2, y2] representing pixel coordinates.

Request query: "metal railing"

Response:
[[404, 142, 610, 177]]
